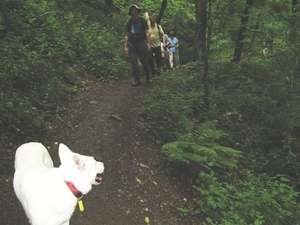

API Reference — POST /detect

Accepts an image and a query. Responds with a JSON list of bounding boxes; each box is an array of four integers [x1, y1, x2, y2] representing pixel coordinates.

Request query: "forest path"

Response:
[[1, 78, 195, 225]]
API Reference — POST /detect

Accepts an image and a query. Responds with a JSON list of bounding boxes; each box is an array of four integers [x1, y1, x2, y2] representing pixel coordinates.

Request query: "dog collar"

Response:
[[65, 181, 83, 199]]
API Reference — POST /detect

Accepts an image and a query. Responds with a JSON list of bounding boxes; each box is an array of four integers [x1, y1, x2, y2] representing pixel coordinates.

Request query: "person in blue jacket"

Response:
[[167, 31, 180, 69]]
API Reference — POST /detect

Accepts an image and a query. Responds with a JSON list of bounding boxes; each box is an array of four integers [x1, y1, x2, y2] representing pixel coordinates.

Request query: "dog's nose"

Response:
[[96, 162, 105, 174]]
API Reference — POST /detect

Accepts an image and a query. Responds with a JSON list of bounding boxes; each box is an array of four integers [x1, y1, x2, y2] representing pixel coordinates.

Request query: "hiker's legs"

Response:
[[147, 49, 156, 75], [169, 52, 174, 69], [174, 49, 180, 68], [128, 43, 140, 83], [263, 47, 268, 58], [153, 46, 163, 74], [136, 40, 151, 81], [161, 55, 166, 71], [164, 50, 170, 70]]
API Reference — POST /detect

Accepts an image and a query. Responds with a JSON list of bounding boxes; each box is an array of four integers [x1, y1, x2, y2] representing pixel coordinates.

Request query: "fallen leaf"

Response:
[[139, 163, 150, 169], [110, 114, 122, 120]]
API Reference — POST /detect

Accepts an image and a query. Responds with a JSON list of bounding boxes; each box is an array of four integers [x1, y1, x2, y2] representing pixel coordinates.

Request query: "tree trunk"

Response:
[[105, 0, 114, 9], [289, 0, 298, 88], [231, 0, 254, 62], [290, 0, 298, 43], [194, 0, 209, 108], [203, 0, 212, 109], [156, 0, 168, 24], [194, 0, 207, 61]]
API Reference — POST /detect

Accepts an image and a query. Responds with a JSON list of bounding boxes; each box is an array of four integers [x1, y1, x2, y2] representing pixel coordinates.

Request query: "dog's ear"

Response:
[[58, 143, 73, 164], [73, 154, 85, 170], [59, 144, 85, 170]]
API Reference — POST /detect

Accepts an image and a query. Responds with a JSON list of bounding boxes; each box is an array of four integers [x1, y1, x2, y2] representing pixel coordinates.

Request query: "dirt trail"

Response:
[[0, 78, 195, 225]]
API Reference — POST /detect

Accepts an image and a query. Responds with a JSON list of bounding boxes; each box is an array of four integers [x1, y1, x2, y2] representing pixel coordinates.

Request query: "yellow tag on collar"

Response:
[[145, 216, 150, 224], [78, 200, 84, 212]]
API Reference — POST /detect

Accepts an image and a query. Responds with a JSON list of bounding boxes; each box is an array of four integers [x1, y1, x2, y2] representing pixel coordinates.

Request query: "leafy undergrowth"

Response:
[[138, 64, 300, 224]]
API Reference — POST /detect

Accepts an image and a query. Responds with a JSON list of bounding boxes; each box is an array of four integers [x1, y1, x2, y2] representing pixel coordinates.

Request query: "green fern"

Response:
[[162, 120, 243, 171]]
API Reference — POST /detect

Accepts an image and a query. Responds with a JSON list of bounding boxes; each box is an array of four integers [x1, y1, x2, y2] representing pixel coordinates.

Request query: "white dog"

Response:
[[13, 142, 104, 225]]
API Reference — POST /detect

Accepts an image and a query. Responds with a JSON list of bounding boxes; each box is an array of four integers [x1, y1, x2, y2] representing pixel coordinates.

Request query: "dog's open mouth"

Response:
[[95, 173, 103, 184]]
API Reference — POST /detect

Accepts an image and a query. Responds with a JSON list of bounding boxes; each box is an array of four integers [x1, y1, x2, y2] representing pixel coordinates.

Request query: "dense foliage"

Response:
[[139, 60, 300, 223], [0, 0, 130, 141], [1, 0, 300, 224]]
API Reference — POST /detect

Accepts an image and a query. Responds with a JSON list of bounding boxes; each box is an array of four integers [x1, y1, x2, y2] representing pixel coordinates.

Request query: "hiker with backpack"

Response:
[[167, 31, 180, 69], [124, 4, 151, 86], [147, 13, 166, 76]]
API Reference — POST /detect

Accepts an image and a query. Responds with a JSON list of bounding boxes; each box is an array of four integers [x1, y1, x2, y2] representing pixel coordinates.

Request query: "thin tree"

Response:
[[156, 0, 168, 24], [105, 0, 114, 9], [195, 0, 233, 108], [195, 0, 207, 62], [290, 0, 298, 43], [289, 0, 299, 88], [231, 0, 254, 62]]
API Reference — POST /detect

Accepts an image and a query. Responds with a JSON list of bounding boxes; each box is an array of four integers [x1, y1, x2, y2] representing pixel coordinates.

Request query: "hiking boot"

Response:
[[132, 81, 140, 86]]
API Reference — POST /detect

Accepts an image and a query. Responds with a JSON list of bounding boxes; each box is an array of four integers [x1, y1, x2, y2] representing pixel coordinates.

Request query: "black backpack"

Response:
[[127, 17, 147, 40]]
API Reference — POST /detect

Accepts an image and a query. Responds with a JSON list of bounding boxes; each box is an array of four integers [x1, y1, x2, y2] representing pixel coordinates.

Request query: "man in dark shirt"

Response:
[[124, 4, 151, 86]]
